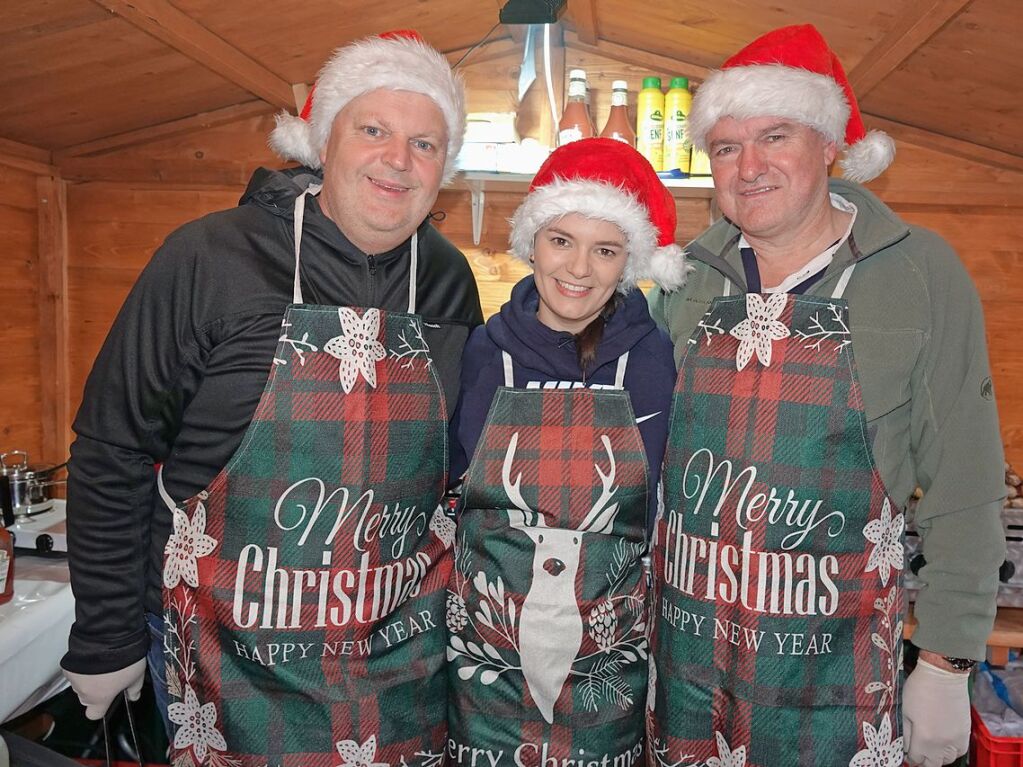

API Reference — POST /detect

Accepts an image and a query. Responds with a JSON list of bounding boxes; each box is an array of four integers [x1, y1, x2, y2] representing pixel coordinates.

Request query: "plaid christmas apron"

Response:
[[447, 351, 649, 766], [160, 186, 454, 767], [649, 265, 905, 767]]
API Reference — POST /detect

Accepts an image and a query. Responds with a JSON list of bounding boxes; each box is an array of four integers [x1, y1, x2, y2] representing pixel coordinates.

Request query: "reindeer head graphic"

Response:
[[502, 430, 621, 723]]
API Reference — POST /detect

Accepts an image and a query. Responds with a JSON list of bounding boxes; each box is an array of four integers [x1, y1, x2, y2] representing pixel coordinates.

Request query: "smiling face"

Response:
[[707, 116, 837, 244], [531, 213, 628, 334], [317, 89, 448, 254]]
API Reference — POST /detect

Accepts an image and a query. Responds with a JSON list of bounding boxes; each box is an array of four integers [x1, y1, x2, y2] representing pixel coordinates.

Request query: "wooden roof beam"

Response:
[[848, 0, 973, 97], [564, 32, 710, 81], [93, 0, 297, 109], [54, 101, 275, 160], [566, 0, 599, 45], [864, 114, 1023, 174], [0, 137, 56, 175]]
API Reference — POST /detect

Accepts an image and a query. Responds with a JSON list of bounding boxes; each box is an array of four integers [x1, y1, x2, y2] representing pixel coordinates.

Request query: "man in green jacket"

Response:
[[647, 24, 1005, 767]]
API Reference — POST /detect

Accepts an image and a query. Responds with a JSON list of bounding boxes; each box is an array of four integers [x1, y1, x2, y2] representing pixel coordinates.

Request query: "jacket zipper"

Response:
[[367, 254, 377, 305]]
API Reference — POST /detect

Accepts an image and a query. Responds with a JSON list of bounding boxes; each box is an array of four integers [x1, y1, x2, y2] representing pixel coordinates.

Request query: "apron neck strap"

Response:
[[407, 232, 419, 315], [830, 262, 856, 299], [292, 183, 323, 305], [156, 465, 177, 512], [613, 351, 629, 389], [502, 350, 514, 387], [293, 185, 419, 313], [724, 261, 856, 299]]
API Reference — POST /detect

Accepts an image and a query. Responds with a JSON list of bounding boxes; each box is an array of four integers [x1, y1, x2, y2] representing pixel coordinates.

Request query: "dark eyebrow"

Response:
[[545, 225, 624, 248], [761, 121, 794, 136]]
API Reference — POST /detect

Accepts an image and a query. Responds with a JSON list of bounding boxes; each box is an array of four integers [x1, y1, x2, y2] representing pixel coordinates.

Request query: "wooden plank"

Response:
[[0, 137, 56, 175], [93, 0, 296, 108], [565, 32, 710, 82], [848, 0, 973, 97], [54, 101, 274, 160], [863, 115, 1023, 175], [36, 175, 70, 462], [566, 0, 600, 45]]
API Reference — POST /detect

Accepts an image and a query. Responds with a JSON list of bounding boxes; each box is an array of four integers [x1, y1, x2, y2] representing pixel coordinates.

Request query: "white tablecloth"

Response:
[[0, 542, 74, 723]]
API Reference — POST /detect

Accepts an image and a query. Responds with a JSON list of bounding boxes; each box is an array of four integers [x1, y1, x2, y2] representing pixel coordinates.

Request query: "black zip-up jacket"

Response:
[[62, 167, 483, 674]]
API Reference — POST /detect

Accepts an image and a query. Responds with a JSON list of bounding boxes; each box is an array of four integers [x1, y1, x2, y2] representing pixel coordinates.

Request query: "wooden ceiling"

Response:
[[0, 0, 1019, 167]]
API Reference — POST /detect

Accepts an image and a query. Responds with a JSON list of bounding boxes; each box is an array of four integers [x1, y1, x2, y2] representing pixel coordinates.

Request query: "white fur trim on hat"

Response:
[[686, 64, 850, 153], [269, 35, 466, 184], [839, 129, 897, 183], [509, 178, 689, 293]]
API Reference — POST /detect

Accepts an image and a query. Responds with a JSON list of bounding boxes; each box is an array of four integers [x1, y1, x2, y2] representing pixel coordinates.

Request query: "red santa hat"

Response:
[[686, 24, 896, 182], [509, 138, 690, 292], [269, 30, 466, 184]]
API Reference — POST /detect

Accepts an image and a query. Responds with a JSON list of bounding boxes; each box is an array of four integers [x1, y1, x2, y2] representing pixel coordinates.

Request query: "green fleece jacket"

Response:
[[650, 177, 1006, 659]]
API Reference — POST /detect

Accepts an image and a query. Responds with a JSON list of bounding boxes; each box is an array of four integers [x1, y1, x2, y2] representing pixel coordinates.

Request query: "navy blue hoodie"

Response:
[[448, 276, 677, 527]]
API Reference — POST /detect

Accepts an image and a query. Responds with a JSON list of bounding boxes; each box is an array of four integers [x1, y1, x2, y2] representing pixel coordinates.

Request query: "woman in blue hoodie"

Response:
[[445, 139, 688, 757]]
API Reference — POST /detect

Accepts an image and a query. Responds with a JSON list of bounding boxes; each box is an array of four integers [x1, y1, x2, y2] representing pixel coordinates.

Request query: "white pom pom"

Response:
[[840, 129, 896, 183], [645, 244, 692, 292], [268, 112, 322, 168]]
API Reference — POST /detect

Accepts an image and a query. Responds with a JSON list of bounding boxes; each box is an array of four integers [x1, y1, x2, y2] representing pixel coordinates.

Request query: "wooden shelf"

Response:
[[905, 603, 1023, 665], [451, 170, 715, 245]]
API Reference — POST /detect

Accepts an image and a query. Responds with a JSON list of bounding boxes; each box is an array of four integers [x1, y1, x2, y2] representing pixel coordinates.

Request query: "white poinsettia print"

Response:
[[729, 292, 790, 371], [335, 735, 388, 767], [163, 501, 218, 589], [323, 307, 387, 393], [168, 684, 227, 762], [706, 731, 747, 767], [863, 498, 904, 587], [849, 714, 904, 767]]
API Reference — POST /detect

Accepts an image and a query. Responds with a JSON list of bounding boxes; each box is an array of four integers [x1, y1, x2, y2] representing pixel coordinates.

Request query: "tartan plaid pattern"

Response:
[[649, 294, 905, 767], [447, 387, 649, 762], [163, 305, 452, 767]]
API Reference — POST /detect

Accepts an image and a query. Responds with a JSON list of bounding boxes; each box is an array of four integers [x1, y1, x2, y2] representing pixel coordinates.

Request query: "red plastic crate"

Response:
[[973, 705, 1023, 767]]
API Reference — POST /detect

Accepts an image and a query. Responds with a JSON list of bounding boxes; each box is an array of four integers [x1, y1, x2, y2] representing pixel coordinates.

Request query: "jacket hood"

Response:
[[686, 178, 911, 290], [486, 277, 658, 379]]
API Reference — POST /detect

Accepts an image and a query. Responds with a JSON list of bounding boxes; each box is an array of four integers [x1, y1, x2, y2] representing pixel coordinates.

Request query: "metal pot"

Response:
[[0, 451, 67, 523]]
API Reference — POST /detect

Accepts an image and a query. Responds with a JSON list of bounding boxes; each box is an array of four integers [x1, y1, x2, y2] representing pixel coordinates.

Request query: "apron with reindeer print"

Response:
[[648, 266, 904, 766], [447, 352, 649, 765]]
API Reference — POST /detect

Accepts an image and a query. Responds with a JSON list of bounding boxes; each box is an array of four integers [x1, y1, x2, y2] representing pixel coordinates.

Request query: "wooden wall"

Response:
[[0, 164, 43, 458], [10, 40, 1023, 471]]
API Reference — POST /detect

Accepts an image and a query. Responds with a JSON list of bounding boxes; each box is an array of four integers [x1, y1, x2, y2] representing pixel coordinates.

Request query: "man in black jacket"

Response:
[[62, 30, 482, 746]]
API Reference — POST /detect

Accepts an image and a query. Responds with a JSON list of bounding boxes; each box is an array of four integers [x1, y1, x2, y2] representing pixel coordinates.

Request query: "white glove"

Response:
[[64, 658, 147, 720], [903, 658, 971, 766]]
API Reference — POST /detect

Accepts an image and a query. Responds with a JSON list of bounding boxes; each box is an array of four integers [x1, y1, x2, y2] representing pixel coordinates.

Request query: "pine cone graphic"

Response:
[[446, 592, 468, 633], [588, 599, 617, 652]]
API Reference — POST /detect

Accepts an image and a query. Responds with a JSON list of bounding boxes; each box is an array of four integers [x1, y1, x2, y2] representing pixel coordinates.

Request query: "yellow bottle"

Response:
[[690, 146, 712, 176], [636, 77, 664, 172], [664, 77, 692, 176]]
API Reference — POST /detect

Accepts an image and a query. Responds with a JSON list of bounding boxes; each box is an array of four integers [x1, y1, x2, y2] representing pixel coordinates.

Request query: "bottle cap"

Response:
[[670, 77, 689, 89], [642, 76, 662, 89], [612, 80, 628, 91], [569, 69, 587, 81]]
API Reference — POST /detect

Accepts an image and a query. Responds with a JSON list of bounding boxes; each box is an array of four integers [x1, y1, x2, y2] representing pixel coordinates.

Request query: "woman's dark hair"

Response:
[[576, 293, 623, 377]]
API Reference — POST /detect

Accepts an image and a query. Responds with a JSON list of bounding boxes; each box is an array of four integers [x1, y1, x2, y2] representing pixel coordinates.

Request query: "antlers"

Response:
[[579, 435, 620, 534], [503, 431, 544, 528], [502, 432, 621, 534]]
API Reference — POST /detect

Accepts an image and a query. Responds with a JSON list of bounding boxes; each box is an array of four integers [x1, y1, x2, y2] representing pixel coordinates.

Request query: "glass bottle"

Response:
[[599, 80, 636, 146], [558, 69, 595, 146]]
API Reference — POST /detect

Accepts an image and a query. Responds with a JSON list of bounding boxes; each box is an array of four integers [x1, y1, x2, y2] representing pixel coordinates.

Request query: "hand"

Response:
[[64, 658, 147, 720], [903, 658, 971, 766]]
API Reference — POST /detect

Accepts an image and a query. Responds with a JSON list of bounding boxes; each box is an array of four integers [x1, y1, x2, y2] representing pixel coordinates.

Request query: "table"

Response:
[[0, 541, 74, 723]]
